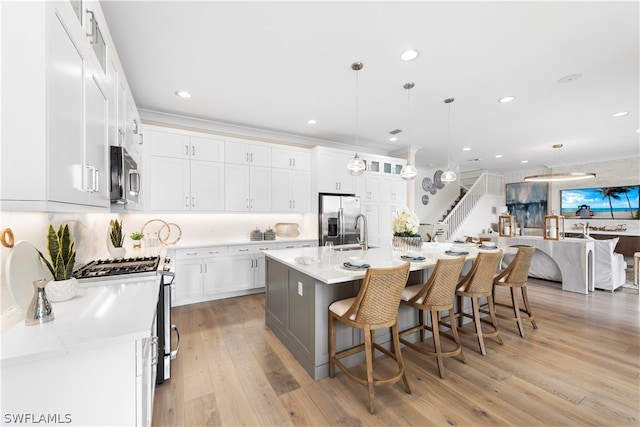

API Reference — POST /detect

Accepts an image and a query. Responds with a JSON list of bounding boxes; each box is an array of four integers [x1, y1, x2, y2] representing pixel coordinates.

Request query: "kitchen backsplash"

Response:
[[0, 211, 317, 314]]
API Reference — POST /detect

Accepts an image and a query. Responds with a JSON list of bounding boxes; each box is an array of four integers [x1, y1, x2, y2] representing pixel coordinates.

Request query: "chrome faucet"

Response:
[[355, 214, 368, 249]]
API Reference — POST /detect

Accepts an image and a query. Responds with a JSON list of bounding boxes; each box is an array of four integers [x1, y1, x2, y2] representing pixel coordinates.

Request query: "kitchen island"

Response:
[[264, 244, 491, 380]]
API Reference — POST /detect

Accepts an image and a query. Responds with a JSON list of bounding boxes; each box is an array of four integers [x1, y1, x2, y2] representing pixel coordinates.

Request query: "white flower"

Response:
[[392, 208, 421, 237]]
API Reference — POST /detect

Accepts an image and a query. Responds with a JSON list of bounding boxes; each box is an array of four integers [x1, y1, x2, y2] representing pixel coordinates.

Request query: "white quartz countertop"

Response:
[[1, 276, 160, 367], [264, 242, 504, 284]]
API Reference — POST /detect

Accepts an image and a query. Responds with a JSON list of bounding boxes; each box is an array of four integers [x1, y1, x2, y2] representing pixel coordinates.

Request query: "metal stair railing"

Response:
[[442, 172, 503, 239]]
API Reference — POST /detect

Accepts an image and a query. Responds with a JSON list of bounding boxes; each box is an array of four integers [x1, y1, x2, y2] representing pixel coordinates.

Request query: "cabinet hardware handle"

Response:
[[185, 197, 189, 207], [289, 158, 292, 166], [293, 200, 295, 209], [133, 119, 139, 135], [129, 169, 140, 195], [85, 10, 97, 44], [199, 264, 203, 273], [293, 158, 296, 167], [186, 252, 197, 256], [192, 196, 195, 208], [204, 264, 207, 273], [170, 325, 180, 359], [151, 336, 159, 366], [239, 249, 249, 252], [246, 152, 249, 162], [246, 198, 250, 209], [185, 145, 189, 156], [250, 153, 253, 162], [192, 145, 195, 156]]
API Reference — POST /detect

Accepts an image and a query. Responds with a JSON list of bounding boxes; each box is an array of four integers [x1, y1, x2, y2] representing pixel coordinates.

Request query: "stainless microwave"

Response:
[[110, 146, 140, 205]]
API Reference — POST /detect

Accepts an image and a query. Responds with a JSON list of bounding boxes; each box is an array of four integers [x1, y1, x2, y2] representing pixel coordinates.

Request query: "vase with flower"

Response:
[[392, 208, 422, 252]]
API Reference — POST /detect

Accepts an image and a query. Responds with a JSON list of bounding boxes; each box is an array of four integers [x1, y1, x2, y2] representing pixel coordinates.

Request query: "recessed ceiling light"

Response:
[[307, 119, 317, 124], [558, 73, 583, 84], [521, 160, 529, 164], [463, 147, 471, 151], [612, 111, 628, 118], [175, 90, 191, 98], [498, 96, 514, 103], [400, 50, 418, 61], [389, 137, 398, 142], [495, 154, 503, 158]]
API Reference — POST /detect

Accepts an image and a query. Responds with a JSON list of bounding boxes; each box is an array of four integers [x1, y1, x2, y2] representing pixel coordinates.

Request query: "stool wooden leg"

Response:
[[430, 309, 445, 379], [487, 296, 504, 346], [471, 296, 486, 356], [521, 286, 538, 329], [448, 309, 466, 364], [391, 322, 411, 394], [329, 313, 336, 377], [364, 326, 375, 414], [510, 286, 525, 338]]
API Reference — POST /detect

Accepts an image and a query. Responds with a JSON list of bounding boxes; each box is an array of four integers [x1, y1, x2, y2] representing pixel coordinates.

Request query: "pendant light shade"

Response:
[[524, 144, 596, 182], [400, 82, 417, 181], [347, 153, 366, 176], [347, 62, 366, 176], [441, 97, 457, 183]]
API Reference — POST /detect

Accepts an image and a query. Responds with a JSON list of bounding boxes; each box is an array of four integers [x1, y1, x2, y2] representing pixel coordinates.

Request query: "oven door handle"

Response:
[[170, 324, 180, 360]]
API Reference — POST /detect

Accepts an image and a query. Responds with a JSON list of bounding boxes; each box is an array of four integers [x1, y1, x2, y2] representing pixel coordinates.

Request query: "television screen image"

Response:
[[560, 186, 640, 220]]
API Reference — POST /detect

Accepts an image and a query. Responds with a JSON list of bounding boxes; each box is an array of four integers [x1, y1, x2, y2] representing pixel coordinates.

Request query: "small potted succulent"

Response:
[[36, 224, 77, 302], [130, 231, 144, 249], [108, 219, 126, 259]]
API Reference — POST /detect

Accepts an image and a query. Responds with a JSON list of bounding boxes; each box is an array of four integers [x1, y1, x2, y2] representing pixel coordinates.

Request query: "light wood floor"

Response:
[[153, 278, 639, 426]]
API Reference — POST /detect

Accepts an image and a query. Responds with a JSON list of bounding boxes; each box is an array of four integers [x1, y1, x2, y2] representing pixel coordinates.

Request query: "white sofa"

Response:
[[504, 237, 627, 291]]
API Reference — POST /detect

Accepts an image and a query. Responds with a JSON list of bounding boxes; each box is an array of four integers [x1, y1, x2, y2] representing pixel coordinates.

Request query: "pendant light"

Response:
[[400, 82, 417, 180], [347, 62, 366, 176], [441, 97, 457, 183], [524, 144, 596, 182]]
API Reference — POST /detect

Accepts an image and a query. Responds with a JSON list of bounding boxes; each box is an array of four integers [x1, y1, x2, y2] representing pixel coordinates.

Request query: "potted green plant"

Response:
[[130, 231, 144, 249], [108, 219, 126, 258], [36, 224, 77, 302]]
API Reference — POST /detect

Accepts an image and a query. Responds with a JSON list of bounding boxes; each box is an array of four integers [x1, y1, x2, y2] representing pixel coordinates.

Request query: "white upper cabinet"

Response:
[[312, 148, 356, 194], [146, 128, 225, 211], [271, 147, 310, 170], [225, 164, 271, 212], [1, 1, 136, 212], [272, 169, 310, 212], [225, 140, 271, 166]]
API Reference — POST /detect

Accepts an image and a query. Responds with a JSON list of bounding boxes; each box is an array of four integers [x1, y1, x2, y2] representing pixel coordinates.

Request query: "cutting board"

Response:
[[5, 240, 45, 312]]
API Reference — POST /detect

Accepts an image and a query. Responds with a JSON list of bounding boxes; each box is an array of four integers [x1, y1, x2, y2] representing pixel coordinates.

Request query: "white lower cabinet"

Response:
[[171, 241, 316, 306], [228, 243, 277, 290], [173, 247, 230, 306]]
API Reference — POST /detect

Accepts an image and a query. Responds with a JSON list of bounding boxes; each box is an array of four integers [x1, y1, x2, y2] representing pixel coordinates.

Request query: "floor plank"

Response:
[[153, 277, 640, 426]]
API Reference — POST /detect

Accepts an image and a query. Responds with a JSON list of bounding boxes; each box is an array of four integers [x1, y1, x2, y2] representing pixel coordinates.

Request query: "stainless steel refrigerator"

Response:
[[318, 193, 361, 246]]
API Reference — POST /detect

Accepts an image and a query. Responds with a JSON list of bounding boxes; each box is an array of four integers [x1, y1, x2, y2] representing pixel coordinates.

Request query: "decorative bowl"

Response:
[[348, 256, 365, 266]]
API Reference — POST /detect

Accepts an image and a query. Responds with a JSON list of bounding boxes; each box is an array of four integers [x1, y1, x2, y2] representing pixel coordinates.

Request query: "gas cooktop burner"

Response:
[[73, 256, 160, 280]]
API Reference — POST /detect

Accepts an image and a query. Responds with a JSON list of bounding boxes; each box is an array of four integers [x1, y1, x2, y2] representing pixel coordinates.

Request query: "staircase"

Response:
[[440, 188, 468, 222], [441, 171, 503, 239]]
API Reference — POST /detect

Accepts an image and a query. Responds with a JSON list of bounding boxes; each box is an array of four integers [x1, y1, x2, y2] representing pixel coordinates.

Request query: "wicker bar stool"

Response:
[[328, 262, 411, 414], [492, 245, 537, 337], [452, 250, 504, 356], [398, 256, 466, 379]]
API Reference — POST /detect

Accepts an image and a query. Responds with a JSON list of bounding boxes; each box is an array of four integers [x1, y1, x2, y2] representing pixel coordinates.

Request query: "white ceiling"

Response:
[[101, 1, 640, 173]]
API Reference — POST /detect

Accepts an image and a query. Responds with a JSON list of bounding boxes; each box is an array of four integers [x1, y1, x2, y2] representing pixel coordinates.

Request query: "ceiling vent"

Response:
[[389, 129, 403, 135]]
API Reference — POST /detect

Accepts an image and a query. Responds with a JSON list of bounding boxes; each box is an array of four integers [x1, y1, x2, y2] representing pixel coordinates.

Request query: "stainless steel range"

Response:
[[73, 256, 160, 281], [73, 255, 179, 384]]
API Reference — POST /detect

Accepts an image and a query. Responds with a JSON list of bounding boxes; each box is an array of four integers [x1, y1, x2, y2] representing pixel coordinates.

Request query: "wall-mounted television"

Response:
[[560, 185, 640, 220]]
